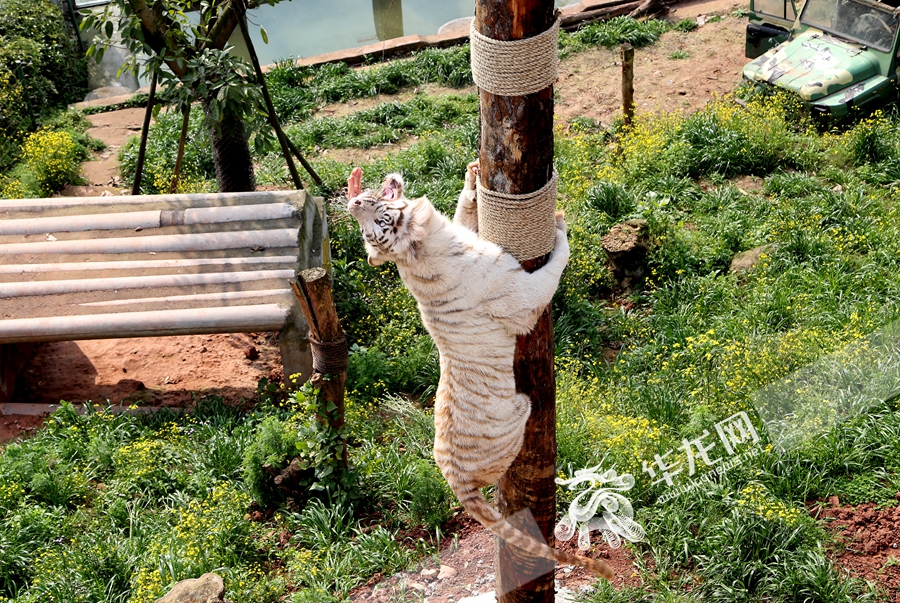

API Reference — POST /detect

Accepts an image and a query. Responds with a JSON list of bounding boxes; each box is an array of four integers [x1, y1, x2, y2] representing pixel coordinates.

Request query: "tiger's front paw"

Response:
[[465, 160, 479, 191]]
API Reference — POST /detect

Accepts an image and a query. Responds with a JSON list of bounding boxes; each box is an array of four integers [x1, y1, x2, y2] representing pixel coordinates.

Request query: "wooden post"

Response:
[[131, 69, 158, 196], [169, 104, 191, 194], [290, 267, 348, 466], [621, 43, 634, 127], [474, 1, 557, 601]]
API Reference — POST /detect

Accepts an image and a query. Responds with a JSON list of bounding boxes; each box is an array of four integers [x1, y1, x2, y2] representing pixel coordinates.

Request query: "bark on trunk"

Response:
[[204, 100, 256, 193]]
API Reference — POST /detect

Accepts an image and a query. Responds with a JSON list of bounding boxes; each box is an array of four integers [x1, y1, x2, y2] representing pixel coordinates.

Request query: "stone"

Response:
[[154, 573, 224, 603], [729, 244, 773, 274], [82, 85, 137, 103], [420, 567, 439, 579], [406, 580, 427, 592], [438, 565, 458, 580], [438, 16, 473, 34], [601, 219, 650, 287]]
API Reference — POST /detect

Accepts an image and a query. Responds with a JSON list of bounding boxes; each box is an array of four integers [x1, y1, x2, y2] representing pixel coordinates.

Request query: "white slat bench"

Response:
[[0, 190, 327, 404]]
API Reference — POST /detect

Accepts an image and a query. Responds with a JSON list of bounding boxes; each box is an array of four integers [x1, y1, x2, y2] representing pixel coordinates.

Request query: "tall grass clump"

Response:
[[118, 109, 216, 194], [267, 45, 473, 124], [285, 93, 477, 152], [559, 16, 672, 59]]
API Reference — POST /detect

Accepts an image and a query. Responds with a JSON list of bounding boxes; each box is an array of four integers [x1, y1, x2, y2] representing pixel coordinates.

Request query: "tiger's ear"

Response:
[[397, 197, 431, 263]]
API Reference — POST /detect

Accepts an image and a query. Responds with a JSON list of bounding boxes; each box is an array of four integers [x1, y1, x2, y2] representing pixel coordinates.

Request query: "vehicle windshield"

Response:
[[801, 0, 899, 51]]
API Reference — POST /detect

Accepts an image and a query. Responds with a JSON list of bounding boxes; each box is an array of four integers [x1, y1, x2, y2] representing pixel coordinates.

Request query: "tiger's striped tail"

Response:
[[459, 488, 615, 581]]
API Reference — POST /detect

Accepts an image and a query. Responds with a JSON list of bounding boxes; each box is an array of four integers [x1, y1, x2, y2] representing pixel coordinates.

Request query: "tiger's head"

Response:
[[348, 173, 429, 267]]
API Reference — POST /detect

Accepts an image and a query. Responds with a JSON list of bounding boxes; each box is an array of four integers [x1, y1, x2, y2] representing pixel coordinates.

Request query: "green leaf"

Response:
[[105, 21, 114, 39], [326, 401, 338, 412], [260, 26, 269, 45]]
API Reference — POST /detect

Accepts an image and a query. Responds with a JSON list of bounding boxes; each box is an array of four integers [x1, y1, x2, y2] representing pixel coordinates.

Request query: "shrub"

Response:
[[20, 129, 81, 194], [0, 0, 88, 111], [559, 16, 671, 59], [243, 415, 299, 507], [118, 108, 216, 194], [586, 180, 635, 220]]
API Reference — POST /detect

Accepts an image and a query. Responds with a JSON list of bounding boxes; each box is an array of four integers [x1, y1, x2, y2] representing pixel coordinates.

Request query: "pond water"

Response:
[[245, 0, 573, 66]]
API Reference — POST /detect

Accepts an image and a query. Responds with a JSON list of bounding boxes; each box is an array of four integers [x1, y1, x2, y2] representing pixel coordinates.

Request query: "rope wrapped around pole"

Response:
[[469, 18, 560, 97], [476, 171, 559, 261], [308, 331, 349, 375]]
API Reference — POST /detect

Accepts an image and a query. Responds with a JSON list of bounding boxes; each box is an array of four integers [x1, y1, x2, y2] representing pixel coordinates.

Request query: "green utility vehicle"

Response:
[[743, 0, 900, 116]]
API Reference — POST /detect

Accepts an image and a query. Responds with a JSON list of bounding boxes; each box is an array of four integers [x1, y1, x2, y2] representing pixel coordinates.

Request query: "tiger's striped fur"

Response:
[[347, 164, 614, 580]]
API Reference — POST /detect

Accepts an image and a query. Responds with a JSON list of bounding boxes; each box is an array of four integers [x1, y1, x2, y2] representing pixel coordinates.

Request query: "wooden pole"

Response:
[[621, 43, 634, 127], [234, 0, 305, 191], [132, 69, 158, 196], [290, 267, 348, 466], [474, 1, 557, 601], [286, 137, 324, 187], [169, 104, 191, 194]]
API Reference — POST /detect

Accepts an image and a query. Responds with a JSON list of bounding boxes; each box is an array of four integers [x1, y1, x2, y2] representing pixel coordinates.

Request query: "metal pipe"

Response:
[[0, 203, 296, 236], [0, 269, 295, 298], [0, 190, 302, 212], [0, 229, 299, 256], [79, 288, 291, 307], [0, 255, 296, 274], [0, 305, 289, 344]]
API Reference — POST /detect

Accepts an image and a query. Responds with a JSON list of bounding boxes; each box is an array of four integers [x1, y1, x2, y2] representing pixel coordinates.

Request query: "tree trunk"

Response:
[[474, 1, 557, 602], [204, 101, 256, 193]]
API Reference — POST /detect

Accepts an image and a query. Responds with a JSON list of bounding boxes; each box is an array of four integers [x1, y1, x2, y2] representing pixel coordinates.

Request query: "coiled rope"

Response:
[[309, 331, 349, 375], [470, 18, 561, 260], [469, 18, 560, 97], [477, 171, 559, 261]]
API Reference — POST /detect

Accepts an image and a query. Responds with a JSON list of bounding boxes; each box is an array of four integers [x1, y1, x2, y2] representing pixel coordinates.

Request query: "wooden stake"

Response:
[[621, 43, 635, 127], [132, 69, 158, 195], [290, 267, 348, 466], [169, 104, 191, 194], [475, 1, 557, 601]]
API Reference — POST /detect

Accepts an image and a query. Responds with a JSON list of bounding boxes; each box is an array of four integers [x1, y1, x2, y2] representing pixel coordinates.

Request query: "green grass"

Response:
[[284, 93, 477, 152]]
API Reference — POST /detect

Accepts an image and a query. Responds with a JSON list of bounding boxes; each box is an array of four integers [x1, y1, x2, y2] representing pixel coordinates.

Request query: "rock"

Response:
[[438, 565, 458, 580], [244, 346, 259, 360], [82, 85, 137, 103], [406, 580, 427, 592], [420, 567, 438, 579], [459, 593, 494, 603], [729, 244, 773, 274], [438, 16, 473, 34], [601, 219, 650, 288], [154, 573, 224, 603]]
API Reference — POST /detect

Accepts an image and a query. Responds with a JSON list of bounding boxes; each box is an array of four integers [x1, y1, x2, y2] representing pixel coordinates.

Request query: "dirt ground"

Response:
[[813, 499, 900, 603], [347, 516, 641, 602]]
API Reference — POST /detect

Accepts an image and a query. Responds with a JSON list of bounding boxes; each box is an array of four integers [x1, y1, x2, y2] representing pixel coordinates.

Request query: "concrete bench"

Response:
[[0, 190, 327, 404]]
